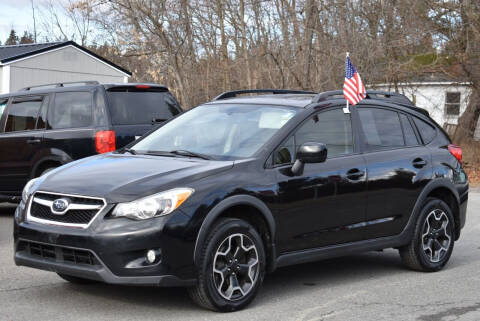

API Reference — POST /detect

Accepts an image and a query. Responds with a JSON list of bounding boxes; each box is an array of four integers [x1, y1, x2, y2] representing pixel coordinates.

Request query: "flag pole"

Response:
[[343, 52, 351, 114]]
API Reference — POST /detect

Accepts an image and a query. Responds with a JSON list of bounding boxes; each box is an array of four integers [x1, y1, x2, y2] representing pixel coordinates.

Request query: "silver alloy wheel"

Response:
[[421, 209, 451, 263], [212, 233, 259, 301]]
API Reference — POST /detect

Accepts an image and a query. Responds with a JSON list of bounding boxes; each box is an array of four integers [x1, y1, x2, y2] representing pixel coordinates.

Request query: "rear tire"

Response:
[[188, 218, 266, 312], [399, 198, 455, 272], [57, 273, 97, 284]]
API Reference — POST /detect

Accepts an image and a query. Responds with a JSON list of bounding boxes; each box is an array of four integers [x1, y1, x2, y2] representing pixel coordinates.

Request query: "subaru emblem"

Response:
[[51, 198, 70, 214]]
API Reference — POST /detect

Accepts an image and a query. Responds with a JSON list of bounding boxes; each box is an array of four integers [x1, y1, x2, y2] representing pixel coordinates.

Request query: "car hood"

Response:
[[37, 153, 234, 202]]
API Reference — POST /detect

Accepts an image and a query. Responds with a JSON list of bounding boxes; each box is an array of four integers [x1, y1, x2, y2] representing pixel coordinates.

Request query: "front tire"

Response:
[[399, 198, 455, 272], [188, 218, 266, 312]]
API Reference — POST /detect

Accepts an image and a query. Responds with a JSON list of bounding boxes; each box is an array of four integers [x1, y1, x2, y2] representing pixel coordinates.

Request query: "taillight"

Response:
[[448, 144, 462, 164], [95, 130, 116, 154], [136, 85, 150, 89]]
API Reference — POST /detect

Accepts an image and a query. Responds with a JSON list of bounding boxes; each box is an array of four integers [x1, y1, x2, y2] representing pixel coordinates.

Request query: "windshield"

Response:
[[131, 104, 297, 160]]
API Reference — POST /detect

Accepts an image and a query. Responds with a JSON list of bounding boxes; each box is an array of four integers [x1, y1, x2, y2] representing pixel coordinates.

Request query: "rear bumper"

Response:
[[14, 240, 194, 286], [458, 188, 468, 231]]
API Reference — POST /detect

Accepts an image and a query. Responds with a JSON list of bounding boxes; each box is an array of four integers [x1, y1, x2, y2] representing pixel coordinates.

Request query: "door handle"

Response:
[[412, 158, 427, 168], [346, 168, 365, 180], [27, 139, 41, 144]]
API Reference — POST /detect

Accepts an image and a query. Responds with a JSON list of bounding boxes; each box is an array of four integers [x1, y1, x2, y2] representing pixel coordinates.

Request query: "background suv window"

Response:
[[49, 92, 93, 129], [0, 99, 7, 121], [4, 96, 43, 132], [358, 107, 404, 150]]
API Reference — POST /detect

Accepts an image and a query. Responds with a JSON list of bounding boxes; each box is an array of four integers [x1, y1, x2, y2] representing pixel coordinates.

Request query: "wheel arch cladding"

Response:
[[193, 195, 277, 273], [416, 178, 461, 240]]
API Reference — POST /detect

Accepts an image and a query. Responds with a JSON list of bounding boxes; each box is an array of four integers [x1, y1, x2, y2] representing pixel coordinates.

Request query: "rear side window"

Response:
[[106, 89, 181, 125], [358, 108, 404, 150], [413, 117, 436, 144], [399, 114, 418, 146], [4, 96, 43, 132], [49, 92, 93, 129]]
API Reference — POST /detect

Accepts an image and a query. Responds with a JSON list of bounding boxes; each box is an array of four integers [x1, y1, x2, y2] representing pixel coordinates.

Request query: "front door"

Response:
[[0, 95, 48, 194], [273, 107, 368, 253]]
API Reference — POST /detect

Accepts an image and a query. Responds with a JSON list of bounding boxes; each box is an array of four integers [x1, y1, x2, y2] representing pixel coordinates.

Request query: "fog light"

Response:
[[146, 250, 156, 264]]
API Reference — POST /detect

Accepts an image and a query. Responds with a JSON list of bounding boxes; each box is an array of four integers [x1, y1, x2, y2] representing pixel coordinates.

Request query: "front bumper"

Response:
[[14, 199, 197, 286], [15, 240, 194, 286]]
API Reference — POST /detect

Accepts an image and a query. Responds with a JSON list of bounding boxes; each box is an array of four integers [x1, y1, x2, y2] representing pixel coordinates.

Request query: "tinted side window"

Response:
[[36, 96, 49, 130], [274, 136, 294, 165], [0, 99, 7, 121], [399, 113, 418, 146], [4, 96, 43, 132], [359, 108, 404, 150], [413, 117, 436, 144], [295, 108, 353, 158], [49, 92, 93, 129]]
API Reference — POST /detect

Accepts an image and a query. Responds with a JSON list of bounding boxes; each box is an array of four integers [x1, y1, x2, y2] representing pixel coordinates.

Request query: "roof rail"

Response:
[[21, 81, 100, 91], [312, 89, 414, 105], [213, 89, 317, 101], [311, 89, 429, 116]]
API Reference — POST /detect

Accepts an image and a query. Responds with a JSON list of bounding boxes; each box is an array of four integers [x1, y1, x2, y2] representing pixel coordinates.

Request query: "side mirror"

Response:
[[291, 142, 328, 176]]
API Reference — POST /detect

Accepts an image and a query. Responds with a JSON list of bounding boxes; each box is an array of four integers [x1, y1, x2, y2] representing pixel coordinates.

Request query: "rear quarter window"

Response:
[[106, 89, 181, 125], [413, 117, 437, 144], [49, 92, 93, 129]]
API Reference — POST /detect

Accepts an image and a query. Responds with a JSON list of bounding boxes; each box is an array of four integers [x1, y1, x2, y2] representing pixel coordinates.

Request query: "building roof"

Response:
[[0, 41, 131, 76]]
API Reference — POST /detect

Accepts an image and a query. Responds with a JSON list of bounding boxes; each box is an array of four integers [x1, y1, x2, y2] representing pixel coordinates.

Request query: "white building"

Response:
[[0, 41, 131, 94], [372, 79, 480, 140]]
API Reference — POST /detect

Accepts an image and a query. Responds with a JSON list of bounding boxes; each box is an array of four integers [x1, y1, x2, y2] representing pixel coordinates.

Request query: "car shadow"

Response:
[[61, 250, 407, 312]]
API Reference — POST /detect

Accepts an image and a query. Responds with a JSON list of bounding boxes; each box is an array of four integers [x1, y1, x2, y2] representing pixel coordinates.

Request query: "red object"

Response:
[[343, 56, 366, 106], [135, 85, 150, 89], [448, 144, 462, 164], [95, 130, 116, 154]]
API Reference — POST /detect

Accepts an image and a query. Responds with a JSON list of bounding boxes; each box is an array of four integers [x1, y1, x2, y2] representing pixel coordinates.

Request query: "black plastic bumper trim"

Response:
[[15, 245, 196, 287]]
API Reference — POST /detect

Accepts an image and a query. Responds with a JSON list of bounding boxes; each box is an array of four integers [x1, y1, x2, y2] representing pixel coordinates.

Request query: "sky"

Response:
[[0, 0, 39, 43]]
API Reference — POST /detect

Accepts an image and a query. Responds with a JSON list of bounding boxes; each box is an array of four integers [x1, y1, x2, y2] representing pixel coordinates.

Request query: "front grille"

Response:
[[30, 202, 98, 224], [19, 241, 99, 266], [28, 192, 105, 227]]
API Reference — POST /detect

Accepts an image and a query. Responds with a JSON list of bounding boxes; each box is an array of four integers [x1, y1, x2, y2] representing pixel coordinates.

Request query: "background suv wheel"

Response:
[[188, 218, 266, 312], [399, 198, 455, 272]]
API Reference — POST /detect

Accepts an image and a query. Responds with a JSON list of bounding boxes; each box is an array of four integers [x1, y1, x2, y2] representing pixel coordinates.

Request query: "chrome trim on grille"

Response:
[[26, 191, 107, 229]]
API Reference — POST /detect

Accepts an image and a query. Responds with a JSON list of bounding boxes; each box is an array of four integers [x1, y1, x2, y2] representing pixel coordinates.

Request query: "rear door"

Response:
[[43, 91, 97, 160], [0, 95, 47, 193], [104, 86, 182, 148], [358, 106, 432, 239]]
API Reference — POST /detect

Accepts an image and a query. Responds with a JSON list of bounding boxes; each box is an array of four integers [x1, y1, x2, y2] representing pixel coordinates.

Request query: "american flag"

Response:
[[343, 56, 366, 106]]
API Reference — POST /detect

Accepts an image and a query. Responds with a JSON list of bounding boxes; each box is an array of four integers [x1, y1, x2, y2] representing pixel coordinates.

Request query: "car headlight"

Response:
[[112, 188, 194, 220], [22, 178, 39, 202]]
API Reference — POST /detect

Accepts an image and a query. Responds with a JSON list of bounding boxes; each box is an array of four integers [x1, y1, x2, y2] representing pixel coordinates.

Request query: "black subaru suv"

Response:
[[14, 89, 468, 311], [0, 81, 181, 202]]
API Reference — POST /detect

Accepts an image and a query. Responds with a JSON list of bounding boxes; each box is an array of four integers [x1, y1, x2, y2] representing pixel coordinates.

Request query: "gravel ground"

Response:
[[0, 193, 479, 321]]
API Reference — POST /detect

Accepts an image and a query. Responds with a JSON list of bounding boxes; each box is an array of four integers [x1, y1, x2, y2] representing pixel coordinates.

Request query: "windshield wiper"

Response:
[[170, 150, 211, 160], [120, 148, 137, 155]]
